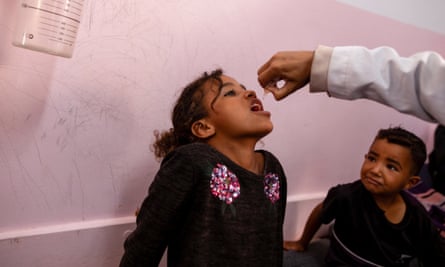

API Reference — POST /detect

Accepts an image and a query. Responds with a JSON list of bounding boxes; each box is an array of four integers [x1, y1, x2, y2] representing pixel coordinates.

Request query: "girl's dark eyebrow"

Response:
[[222, 82, 247, 90], [221, 82, 233, 88]]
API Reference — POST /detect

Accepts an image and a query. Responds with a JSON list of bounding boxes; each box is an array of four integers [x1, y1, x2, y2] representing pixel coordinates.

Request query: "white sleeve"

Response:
[[311, 45, 445, 125]]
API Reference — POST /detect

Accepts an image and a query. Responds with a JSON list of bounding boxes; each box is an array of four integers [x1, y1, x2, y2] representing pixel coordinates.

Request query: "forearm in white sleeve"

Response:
[[310, 45, 445, 125]]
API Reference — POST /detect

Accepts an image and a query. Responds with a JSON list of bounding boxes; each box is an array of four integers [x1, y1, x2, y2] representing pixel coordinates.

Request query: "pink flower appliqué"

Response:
[[264, 173, 280, 203], [210, 163, 240, 204]]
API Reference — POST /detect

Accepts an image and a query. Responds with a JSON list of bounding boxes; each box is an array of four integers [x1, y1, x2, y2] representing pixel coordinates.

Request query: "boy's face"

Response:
[[360, 138, 418, 195], [202, 75, 273, 140]]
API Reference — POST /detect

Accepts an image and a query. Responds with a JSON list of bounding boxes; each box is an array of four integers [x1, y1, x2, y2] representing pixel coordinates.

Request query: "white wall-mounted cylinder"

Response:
[[12, 0, 84, 58]]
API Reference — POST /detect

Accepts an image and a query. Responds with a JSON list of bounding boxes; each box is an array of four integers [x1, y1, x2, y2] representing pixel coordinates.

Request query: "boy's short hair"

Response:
[[375, 126, 426, 175]]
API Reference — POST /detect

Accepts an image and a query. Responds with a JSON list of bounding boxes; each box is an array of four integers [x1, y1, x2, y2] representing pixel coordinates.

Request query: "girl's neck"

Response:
[[208, 139, 264, 175]]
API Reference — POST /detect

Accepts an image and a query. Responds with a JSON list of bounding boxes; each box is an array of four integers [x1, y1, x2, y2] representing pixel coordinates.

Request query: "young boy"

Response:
[[284, 126, 445, 266]]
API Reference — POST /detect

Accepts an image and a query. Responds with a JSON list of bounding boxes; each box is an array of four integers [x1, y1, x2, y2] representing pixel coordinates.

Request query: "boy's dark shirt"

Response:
[[429, 125, 445, 194], [120, 143, 287, 267], [321, 180, 445, 266]]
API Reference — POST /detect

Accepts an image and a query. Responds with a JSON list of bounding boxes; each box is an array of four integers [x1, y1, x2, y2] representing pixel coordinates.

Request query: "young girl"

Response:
[[119, 69, 287, 267]]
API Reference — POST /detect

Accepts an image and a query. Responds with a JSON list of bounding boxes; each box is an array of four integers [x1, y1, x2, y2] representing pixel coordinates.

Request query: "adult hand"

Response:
[[257, 51, 314, 100]]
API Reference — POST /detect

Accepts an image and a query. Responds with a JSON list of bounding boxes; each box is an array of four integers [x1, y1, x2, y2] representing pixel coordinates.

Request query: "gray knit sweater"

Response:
[[119, 142, 287, 267]]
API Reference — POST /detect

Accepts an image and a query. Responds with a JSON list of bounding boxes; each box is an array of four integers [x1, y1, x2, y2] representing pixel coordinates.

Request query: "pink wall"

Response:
[[1, 0, 444, 266]]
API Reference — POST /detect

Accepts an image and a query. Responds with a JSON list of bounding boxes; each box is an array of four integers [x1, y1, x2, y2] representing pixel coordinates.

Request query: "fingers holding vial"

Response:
[[264, 79, 301, 101], [258, 51, 313, 101]]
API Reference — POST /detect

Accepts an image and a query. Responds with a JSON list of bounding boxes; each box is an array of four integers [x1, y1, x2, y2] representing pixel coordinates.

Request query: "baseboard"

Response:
[[0, 192, 326, 241], [0, 216, 136, 241]]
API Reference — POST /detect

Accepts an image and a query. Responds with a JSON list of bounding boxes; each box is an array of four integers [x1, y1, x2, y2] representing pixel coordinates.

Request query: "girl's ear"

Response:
[[404, 175, 421, 190], [191, 119, 215, 139]]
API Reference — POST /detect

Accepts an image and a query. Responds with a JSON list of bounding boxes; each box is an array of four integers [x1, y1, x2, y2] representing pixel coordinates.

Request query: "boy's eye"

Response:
[[365, 154, 376, 162], [387, 164, 399, 172], [223, 89, 236, 96]]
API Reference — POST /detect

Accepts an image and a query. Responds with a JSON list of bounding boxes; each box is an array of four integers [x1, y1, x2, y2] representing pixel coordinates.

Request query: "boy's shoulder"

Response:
[[330, 179, 362, 192], [401, 190, 430, 211], [326, 180, 366, 202]]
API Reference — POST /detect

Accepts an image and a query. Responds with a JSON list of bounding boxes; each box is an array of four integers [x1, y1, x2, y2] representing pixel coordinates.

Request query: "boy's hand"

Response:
[[283, 240, 307, 252]]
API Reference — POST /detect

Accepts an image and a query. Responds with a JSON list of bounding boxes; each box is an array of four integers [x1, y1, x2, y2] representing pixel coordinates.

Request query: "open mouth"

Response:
[[250, 99, 263, 112]]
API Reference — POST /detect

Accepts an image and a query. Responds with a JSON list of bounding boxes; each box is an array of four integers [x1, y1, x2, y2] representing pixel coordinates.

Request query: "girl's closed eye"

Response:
[[223, 89, 236, 97]]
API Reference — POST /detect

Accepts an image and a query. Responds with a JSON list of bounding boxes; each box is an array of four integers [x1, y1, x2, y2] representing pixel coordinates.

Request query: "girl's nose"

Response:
[[245, 90, 257, 98]]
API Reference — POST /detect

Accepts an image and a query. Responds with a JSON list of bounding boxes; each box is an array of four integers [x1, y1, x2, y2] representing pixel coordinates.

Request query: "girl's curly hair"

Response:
[[152, 69, 223, 160]]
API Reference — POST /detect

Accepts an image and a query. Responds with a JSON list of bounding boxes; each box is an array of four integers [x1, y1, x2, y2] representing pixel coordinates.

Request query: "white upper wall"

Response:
[[338, 0, 445, 34]]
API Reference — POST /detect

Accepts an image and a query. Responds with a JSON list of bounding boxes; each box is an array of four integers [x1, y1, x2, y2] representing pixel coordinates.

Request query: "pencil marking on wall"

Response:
[[73, 159, 86, 220], [0, 119, 20, 203], [108, 164, 118, 197], [16, 152, 51, 210]]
